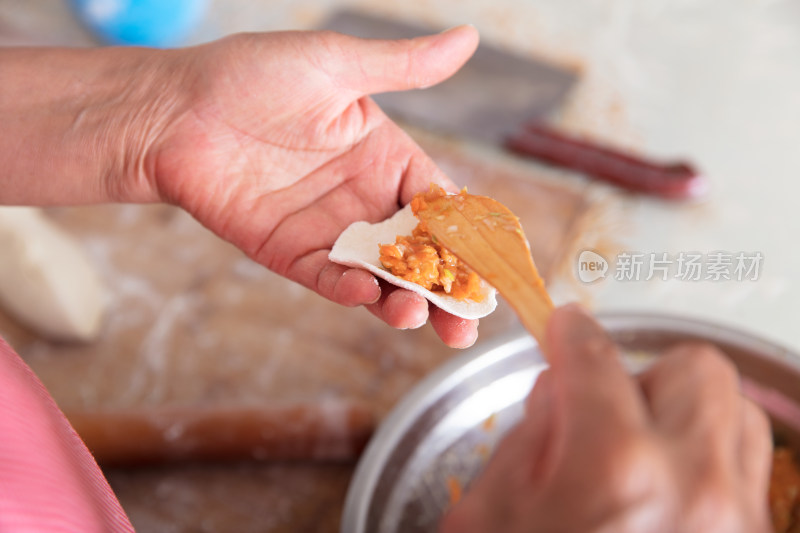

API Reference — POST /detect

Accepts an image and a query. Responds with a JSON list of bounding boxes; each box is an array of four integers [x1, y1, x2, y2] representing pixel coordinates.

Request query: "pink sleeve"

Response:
[[0, 337, 133, 532]]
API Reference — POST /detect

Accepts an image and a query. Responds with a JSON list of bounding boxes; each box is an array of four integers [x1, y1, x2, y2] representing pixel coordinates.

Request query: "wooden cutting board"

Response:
[[0, 133, 595, 532]]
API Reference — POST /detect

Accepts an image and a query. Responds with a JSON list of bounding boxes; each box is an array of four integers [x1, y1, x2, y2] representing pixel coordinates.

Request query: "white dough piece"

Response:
[[329, 204, 497, 320], [0, 207, 107, 341]]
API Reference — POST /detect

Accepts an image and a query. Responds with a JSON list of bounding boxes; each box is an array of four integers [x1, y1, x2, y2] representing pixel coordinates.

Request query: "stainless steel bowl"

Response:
[[341, 312, 800, 533]]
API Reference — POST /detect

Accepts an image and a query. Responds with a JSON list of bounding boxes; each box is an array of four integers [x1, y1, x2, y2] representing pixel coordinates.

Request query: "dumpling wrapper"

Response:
[[328, 204, 497, 320]]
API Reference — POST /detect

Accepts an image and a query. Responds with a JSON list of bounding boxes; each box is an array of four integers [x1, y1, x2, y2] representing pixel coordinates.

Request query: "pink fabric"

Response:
[[0, 336, 133, 532]]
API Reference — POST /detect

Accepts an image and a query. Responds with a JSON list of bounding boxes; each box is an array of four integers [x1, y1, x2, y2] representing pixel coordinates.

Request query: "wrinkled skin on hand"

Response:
[[146, 28, 481, 347], [440, 304, 773, 533]]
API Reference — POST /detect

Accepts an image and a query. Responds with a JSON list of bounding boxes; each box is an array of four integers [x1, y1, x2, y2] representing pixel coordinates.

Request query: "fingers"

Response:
[[640, 344, 773, 529], [545, 304, 647, 438], [639, 343, 741, 454], [365, 282, 429, 330], [397, 147, 459, 206], [738, 398, 772, 495], [286, 249, 478, 348], [364, 284, 478, 348], [333, 25, 479, 96], [525, 369, 554, 415], [523, 370, 558, 482], [329, 266, 381, 306], [284, 240, 475, 348], [288, 250, 381, 307], [429, 304, 479, 349]]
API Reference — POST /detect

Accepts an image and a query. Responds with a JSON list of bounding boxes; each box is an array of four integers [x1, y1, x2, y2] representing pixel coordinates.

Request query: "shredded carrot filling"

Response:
[[482, 413, 497, 432], [446, 476, 463, 506], [770, 447, 800, 533], [379, 185, 482, 302]]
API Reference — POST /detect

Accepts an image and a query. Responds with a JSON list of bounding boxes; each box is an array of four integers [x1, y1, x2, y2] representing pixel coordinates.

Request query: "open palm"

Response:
[[150, 28, 480, 347]]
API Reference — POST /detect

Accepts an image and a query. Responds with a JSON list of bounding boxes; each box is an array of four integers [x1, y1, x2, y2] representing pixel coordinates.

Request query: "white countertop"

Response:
[[534, 0, 800, 351]]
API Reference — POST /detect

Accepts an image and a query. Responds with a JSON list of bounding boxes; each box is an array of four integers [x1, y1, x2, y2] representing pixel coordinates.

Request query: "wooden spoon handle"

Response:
[[505, 276, 553, 346]]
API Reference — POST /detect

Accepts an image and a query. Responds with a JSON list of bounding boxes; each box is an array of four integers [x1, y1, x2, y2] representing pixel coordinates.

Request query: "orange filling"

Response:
[[446, 476, 463, 506], [770, 447, 800, 533], [378, 186, 482, 302]]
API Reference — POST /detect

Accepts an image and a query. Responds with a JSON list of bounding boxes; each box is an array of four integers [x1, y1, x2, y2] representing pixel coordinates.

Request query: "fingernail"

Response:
[[367, 277, 381, 305], [439, 23, 476, 34]]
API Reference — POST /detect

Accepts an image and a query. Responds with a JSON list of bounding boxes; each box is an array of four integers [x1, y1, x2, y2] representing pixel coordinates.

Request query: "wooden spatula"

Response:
[[414, 191, 554, 346]]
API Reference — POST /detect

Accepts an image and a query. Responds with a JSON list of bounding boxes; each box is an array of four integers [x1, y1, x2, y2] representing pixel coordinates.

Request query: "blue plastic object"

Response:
[[70, 0, 208, 48]]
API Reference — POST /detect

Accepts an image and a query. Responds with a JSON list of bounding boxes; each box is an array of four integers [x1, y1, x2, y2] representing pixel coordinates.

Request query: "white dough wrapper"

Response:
[[0, 207, 107, 341], [328, 204, 497, 320]]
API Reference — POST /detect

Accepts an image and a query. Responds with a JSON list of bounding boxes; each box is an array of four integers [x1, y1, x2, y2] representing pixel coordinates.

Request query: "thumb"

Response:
[[333, 25, 479, 95], [546, 304, 645, 434]]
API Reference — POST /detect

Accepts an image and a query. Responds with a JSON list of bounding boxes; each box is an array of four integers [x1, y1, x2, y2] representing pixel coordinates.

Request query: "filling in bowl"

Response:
[[770, 446, 800, 533]]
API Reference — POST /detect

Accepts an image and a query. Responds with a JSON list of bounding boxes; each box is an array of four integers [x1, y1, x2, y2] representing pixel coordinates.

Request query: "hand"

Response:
[[440, 304, 773, 532], [138, 28, 480, 347]]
